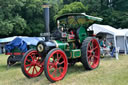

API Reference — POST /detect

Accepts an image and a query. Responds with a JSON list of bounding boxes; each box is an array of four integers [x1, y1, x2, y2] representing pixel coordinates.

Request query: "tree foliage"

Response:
[[0, 0, 128, 37], [55, 2, 88, 19]]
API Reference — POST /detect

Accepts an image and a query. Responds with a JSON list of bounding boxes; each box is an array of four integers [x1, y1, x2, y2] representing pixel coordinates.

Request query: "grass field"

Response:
[[0, 54, 128, 85]]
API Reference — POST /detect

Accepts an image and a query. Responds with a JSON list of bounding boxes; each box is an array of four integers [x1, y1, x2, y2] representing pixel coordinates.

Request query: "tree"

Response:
[[21, 0, 44, 36], [55, 2, 88, 19], [63, 0, 80, 4], [42, 0, 64, 31], [0, 0, 127, 37], [112, 0, 128, 11], [0, 0, 26, 37], [11, 15, 27, 35]]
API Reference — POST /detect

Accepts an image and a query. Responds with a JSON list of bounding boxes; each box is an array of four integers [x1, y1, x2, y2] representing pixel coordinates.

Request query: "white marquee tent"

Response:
[[88, 24, 128, 59]]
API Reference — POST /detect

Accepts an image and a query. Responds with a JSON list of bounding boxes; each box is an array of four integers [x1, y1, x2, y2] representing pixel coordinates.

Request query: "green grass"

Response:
[[0, 54, 128, 85]]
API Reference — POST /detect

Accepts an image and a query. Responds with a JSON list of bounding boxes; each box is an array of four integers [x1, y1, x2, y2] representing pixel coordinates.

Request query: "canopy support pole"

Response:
[[114, 35, 119, 60], [124, 36, 127, 55]]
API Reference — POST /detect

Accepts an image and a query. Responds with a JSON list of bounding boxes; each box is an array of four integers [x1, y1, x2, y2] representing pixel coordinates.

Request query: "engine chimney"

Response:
[[43, 3, 50, 41]]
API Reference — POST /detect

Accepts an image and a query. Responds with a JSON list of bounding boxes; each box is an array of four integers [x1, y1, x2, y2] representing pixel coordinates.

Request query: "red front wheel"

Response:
[[21, 49, 44, 78], [44, 48, 68, 82]]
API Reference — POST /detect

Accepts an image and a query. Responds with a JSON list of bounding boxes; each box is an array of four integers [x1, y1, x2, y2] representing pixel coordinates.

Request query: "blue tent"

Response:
[[5, 37, 45, 53]]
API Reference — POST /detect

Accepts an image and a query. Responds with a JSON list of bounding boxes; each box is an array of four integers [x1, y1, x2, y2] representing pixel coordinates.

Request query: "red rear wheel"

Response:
[[44, 48, 68, 82], [81, 37, 100, 70], [21, 49, 44, 78]]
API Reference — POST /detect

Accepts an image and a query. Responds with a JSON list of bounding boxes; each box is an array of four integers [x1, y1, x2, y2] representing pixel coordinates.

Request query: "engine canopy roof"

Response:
[[56, 13, 103, 29]]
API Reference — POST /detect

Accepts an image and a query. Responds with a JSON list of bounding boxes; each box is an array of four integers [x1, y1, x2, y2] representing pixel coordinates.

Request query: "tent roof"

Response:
[[118, 29, 128, 36], [116, 29, 128, 36], [88, 24, 128, 36], [0, 36, 45, 44], [0, 36, 17, 43]]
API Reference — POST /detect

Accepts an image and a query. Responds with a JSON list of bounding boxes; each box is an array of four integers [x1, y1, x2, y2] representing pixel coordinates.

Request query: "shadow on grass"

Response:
[[101, 56, 116, 61], [0, 63, 21, 72], [0, 62, 92, 84], [10, 63, 87, 85], [67, 63, 89, 75], [1, 62, 89, 75], [0, 64, 8, 72], [3, 62, 86, 73], [12, 74, 51, 85]]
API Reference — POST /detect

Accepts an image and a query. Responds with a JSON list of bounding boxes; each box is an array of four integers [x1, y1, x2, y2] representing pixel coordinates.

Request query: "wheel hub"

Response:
[[54, 62, 60, 68], [31, 60, 37, 66]]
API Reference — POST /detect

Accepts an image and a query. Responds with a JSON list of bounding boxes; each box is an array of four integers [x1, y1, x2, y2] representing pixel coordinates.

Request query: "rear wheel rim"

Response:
[[47, 50, 68, 81], [87, 39, 100, 69], [24, 50, 44, 77]]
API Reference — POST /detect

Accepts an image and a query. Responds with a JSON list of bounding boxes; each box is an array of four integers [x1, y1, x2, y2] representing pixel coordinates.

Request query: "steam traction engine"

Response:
[[21, 5, 103, 82]]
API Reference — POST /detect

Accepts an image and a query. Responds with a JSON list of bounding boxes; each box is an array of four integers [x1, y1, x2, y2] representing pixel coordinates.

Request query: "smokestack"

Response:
[[43, 3, 50, 41]]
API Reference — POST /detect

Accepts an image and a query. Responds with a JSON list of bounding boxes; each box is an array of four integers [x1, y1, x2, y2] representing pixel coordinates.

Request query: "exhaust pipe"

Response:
[[43, 3, 50, 41]]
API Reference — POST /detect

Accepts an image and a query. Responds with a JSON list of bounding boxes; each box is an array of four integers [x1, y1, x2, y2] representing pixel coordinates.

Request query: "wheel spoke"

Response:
[[49, 62, 54, 66], [25, 64, 32, 67], [59, 68, 62, 74], [57, 55, 61, 62], [27, 66, 32, 72], [32, 67, 35, 75], [31, 53, 36, 56], [48, 62, 54, 69], [88, 45, 91, 50], [36, 63, 42, 68], [94, 56, 98, 59], [88, 55, 92, 59], [93, 46, 98, 51], [30, 55, 34, 61], [51, 69, 57, 77], [49, 65, 54, 70], [57, 52, 59, 59], [87, 50, 92, 53], [34, 66, 38, 74], [59, 61, 64, 65], [26, 59, 31, 63], [54, 70, 57, 77], [59, 67, 63, 75], [51, 56, 55, 63], [40, 62, 44, 66]]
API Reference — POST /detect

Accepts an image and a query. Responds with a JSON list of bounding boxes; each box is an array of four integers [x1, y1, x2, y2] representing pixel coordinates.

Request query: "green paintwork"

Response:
[[69, 43, 75, 50], [65, 50, 71, 58], [82, 13, 103, 21], [65, 49, 81, 59], [53, 13, 102, 59], [55, 40, 68, 50], [55, 40, 81, 59], [71, 49, 81, 58], [78, 26, 88, 43]]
